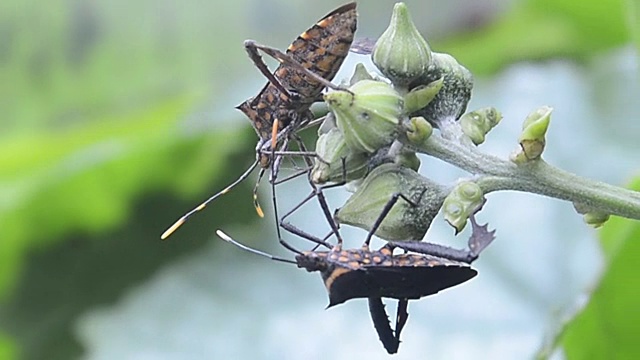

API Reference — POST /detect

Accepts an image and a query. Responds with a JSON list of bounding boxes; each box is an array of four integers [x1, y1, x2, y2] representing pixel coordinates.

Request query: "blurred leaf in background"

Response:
[[0, 0, 638, 359], [560, 180, 640, 360], [437, 0, 635, 74]]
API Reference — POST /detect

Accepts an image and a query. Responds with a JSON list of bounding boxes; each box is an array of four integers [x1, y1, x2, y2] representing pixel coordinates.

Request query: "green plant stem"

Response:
[[407, 133, 640, 221]]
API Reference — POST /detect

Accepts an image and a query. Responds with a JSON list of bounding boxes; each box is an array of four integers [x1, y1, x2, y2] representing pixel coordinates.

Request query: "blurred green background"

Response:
[[1, 0, 638, 359]]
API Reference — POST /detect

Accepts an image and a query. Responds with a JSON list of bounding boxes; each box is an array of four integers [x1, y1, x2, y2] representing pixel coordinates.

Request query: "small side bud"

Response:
[[311, 128, 369, 184], [403, 77, 444, 114], [410, 53, 474, 127], [442, 181, 485, 233], [574, 202, 611, 228], [350, 63, 374, 85], [583, 212, 610, 228], [395, 151, 421, 172], [325, 80, 403, 154], [511, 106, 552, 163], [372, 2, 432, 86], [336, 163, 447, 241], [460, 107, 503, 145], [405, 116, 433, 145]]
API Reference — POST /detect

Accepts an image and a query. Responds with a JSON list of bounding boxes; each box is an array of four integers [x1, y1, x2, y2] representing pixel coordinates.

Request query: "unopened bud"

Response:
[[372, 3, 432, 86], [511, 106, 552, 163], [442, 181, 484, 233], [311, 128, 369, 184], [406, 116, 433, 145], [404, 78, 444, 114], [336, 163, 447, 241], [460, 107, 503, 145], [350, 63, 374, 85], [325, 80, 403, 154], [410, 53, 474, 126]]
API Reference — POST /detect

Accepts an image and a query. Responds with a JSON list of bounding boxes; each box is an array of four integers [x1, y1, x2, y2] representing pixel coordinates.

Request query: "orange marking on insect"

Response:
[[317, 18, 331, 28], [324, 267, 350, 291], [299, 31, 312, 40]]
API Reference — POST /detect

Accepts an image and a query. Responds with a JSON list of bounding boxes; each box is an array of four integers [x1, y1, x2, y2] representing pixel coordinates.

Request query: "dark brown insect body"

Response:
[[296, 243, 477, 307], [237, 2, 357, 167], [160, 3, 357, 239]]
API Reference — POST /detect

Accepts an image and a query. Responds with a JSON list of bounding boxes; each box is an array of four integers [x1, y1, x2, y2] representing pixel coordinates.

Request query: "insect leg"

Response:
[[388, 215, 496, 264], [244, 40, 346, 92], [363, 192, 419, 246], [244, 40, 294, 98], [368, 297, 400, 354], [394, 299, 409, 344]]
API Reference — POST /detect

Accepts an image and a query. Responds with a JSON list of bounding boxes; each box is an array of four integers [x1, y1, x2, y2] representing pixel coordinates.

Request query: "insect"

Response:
[[161, 2, 358, 240], [216, 205, 495, 354]]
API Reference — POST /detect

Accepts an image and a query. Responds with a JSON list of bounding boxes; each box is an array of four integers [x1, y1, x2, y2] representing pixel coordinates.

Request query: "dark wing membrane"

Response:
[[279, 3, 357, 99], [326, 265, 477, 307]]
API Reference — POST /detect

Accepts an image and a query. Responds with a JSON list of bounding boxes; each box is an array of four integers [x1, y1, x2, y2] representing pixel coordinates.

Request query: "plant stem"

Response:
[[407, 134, 640, 221]]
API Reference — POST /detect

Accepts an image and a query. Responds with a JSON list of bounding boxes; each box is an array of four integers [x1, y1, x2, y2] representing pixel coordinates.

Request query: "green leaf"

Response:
[[0, 333, 17, 360], [0, 93, 255, 300], [438, 0, 634, 74], [561, 178, 640, 359]]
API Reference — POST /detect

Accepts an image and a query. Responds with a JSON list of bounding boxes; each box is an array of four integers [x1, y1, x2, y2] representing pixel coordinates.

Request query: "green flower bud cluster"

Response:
[[314, 2, 483, 241], [442, 181, 485, 233], [367, 1, 473, 130], [460, 107, 503, 145]]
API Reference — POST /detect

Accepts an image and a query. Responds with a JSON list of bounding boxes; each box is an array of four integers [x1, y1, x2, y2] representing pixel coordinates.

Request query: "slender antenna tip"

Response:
[[216, 229, 232, 242], [255, 204, 265, 218], [161, 218, 185, 240]]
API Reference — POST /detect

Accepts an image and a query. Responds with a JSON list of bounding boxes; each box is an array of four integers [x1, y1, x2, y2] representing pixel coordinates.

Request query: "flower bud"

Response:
[[372, 2, 432, 86], [349, 63, 374, 85], [410, 53, 473, 127], [583, 212, 610, 228], [511, 106, 552, 163], [395, 151, 421, 172], [324, 80, 403, 154], [336, 163, 447, 241], [574, 202, 610, 228], [405, 116, 433, 145], [460, 107, 503, 145], [442, 181, 484, 233], [311, 127, 369, 184], [403, 77, 444, 114]]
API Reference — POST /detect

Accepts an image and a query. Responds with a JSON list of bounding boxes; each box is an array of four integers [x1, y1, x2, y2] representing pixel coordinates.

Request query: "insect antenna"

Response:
[[161, 159, 259, 240], [216, 230, 297, 265], [252, 168, 267, 218]]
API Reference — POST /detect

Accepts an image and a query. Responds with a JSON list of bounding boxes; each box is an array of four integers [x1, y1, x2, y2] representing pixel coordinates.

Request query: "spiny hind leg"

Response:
[[387, 215, 496, 264]]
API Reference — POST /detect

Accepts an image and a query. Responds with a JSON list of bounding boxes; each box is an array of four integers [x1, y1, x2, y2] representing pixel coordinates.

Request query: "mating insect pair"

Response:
[[160, 1, 496, 354], [218, 152, 495, 353]]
